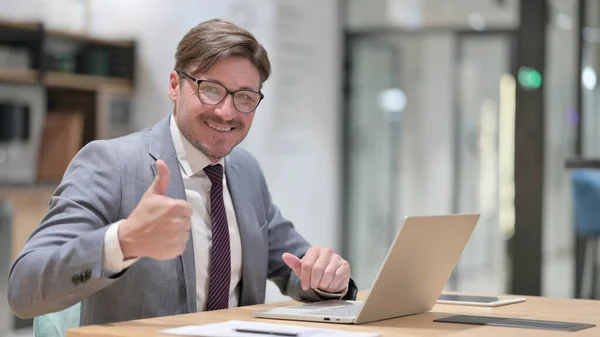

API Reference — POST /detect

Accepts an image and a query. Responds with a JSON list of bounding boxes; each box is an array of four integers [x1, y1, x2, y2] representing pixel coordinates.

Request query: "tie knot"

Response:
[[203, 164, 223, 185]]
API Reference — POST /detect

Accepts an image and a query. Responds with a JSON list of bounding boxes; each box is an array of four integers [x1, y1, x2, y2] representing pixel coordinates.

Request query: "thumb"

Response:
[[146, 160, 170, 196], [282, 253, 302, 277]]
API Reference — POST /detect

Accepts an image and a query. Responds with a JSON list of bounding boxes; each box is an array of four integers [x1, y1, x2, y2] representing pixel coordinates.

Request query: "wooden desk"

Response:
[[67, 291, 600, 337]]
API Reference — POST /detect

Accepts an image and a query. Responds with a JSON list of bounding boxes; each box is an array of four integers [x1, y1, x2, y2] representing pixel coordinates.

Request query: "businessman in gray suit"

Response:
[[7, 18, 357, 326]]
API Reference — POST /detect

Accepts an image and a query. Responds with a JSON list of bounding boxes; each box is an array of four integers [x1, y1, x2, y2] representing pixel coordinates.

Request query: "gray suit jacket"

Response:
[[7, 114, 357, 326]]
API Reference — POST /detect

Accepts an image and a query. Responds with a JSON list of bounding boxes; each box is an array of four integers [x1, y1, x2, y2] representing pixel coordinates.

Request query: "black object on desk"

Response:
[[434, 315, 596, 332], [234, 328, 298, 336]]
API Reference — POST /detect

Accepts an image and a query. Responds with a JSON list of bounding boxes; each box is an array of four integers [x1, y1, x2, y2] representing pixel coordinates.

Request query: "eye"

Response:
[[204, 84, 220, 93], [199, 82, 226, 97], [236, 91, 259, 103]]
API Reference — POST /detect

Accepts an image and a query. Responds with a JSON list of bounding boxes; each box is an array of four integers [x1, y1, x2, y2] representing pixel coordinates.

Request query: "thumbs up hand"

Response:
[[118, 160, 193, 260]]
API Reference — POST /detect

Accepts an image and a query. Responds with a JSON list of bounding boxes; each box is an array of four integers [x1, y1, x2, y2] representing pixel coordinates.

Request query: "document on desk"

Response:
[[159, 320, 380, 337]]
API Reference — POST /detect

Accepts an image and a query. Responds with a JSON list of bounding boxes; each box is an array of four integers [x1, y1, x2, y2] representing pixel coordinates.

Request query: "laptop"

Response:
[[253, 214, 480, 324]]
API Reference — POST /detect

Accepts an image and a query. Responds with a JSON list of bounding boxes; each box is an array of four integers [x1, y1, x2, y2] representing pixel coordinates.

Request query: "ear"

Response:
[[168, 70, 180, 102]]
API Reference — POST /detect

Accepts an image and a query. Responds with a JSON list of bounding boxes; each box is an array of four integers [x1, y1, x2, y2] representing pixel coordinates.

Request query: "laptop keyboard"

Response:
[[308, 305, 361, 317]]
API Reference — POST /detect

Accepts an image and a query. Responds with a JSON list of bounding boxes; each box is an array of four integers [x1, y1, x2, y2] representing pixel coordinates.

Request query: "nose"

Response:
[[213, 95, 236, 121]]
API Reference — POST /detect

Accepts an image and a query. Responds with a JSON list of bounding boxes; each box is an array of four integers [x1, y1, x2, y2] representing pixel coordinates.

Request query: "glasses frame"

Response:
[[176, 70, 264, 114]]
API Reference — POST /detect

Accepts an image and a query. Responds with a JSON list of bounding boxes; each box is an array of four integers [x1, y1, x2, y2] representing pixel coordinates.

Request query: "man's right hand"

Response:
[[118, 159, 193, 260]]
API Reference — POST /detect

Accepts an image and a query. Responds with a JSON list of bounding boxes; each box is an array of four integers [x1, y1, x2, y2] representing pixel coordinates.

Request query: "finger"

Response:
[[167, 220, 188, 242], [170, 217, 191, 232], [178, 230, 190, 244], [327, 276, 349, 294], [168, 200, 193, 218], [318, 255, 340, 290], [178, 241, 187, 255], [168, 238, 187, 257], [182, 216, 192, 232], [179, 201, 193, 217], [170, 217, 183, 227], [327, 262, 350, 292], [311, 248, 333, 289], [169, 218, 186, 233], [282, 253, 302, 277], [300, 247, 320, 291], [146, 160, 170, 196]]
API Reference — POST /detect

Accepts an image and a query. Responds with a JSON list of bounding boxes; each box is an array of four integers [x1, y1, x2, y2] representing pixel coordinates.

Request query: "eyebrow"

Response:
[[203, 77, 259, 92]]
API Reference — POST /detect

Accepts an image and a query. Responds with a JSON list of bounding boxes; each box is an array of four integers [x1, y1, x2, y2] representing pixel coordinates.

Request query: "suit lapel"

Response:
[[148, 114, 197, 313], [225, 155, 262, 306]]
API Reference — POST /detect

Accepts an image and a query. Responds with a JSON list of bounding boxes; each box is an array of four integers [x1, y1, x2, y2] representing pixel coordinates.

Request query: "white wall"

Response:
[[0, 0, 342, 303]]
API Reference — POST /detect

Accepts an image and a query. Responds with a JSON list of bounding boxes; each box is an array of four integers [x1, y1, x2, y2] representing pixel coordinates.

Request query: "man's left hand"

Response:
[[282, 246, 350, 294]]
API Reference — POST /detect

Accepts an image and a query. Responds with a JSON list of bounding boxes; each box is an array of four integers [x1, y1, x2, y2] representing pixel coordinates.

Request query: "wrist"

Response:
[[118, 219, 138, 259]]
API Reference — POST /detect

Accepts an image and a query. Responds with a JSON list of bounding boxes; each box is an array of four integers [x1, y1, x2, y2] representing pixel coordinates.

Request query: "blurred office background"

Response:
[[1, 0, 599, 335]]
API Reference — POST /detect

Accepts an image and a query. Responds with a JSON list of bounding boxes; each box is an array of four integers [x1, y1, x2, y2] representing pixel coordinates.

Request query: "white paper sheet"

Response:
[[159, 320, 381, 337]]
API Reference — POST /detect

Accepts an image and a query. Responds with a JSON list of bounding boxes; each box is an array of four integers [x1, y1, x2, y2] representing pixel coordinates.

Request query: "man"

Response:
[[7, 18, 357, 326]]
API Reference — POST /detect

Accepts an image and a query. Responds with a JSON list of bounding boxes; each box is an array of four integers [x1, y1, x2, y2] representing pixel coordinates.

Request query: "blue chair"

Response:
[[571, 169, 600, 299], [33, 302, 81, 337]]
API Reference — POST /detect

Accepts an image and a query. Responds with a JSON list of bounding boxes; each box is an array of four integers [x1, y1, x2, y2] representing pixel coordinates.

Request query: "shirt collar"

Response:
[[170, 114, 225, 177]]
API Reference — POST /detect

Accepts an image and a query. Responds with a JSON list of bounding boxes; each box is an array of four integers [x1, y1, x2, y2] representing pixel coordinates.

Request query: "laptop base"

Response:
[[254, 300, 361, 324]]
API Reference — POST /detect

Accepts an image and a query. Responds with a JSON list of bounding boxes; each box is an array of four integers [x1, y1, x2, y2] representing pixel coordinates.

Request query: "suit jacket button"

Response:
[[71, 274, 81, 285]]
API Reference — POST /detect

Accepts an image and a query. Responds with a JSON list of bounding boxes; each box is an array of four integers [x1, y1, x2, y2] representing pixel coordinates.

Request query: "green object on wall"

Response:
[[518, 66, 542, 89]]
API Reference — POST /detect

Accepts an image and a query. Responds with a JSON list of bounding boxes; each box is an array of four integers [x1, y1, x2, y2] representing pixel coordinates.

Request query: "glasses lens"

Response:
[[196, 80, 262, 113], [198, 81, 227, 104], [233, 91, 262, 113]]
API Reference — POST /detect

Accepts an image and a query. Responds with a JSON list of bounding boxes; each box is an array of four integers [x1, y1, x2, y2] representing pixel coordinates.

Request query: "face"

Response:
[[168, 56, 261, 162]]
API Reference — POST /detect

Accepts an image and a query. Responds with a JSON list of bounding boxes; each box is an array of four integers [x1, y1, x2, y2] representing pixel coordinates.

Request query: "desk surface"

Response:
[[67, 291, 600, 337]]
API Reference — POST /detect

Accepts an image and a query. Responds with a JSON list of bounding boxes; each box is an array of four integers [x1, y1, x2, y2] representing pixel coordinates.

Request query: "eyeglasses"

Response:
[[176, 70, 264, 113]]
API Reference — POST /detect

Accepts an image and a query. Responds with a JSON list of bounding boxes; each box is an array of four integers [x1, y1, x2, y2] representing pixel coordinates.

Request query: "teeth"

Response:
[[207, 123, 232, 132]]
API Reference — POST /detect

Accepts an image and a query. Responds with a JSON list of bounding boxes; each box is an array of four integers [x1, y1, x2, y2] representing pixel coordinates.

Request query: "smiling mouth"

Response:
[[206, 122, 234, 132]]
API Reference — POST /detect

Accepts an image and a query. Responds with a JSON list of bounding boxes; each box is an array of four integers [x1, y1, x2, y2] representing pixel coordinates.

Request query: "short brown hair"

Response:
[[175, 18, 271, 85]]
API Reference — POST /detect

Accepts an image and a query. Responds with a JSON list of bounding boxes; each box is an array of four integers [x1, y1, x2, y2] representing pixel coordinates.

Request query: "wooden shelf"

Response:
[[44, 71, 133, 94], [0, 69, 134, 94], [0, 17, 136, 170], [0, 18, 40, 32], [0, 19, 132, 47], [47, 28, 134, 48], [0, 67, 39, 85], [0, 18, 135, 92]]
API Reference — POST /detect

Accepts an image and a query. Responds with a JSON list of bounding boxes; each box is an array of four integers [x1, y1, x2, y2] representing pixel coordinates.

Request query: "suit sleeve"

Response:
[[259, 173, 358, 302], [7, 140, 128, 318]]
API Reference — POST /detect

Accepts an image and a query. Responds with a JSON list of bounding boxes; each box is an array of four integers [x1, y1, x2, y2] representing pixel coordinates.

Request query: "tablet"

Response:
[[434, 315, 595, 331], [437, 294, 526, 307]]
